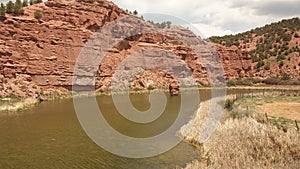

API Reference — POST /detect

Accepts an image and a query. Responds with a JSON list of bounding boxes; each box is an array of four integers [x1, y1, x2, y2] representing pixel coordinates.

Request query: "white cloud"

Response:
[[192, 23, 233, 38], [1, 0, 298, 37], [111, 0, 300, 37]]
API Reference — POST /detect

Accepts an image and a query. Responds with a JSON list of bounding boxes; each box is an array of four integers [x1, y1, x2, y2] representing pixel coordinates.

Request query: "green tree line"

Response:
[[147, 20, 172, 29], [208, 17, 300, 69], [0, 0, 43, 16]]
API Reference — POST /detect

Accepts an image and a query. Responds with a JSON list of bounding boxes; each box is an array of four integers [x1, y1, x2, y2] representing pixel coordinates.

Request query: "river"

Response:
[[0, 88, 264, 169]]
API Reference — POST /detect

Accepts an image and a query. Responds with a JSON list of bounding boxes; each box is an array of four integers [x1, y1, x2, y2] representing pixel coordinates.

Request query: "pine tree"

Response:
[[16, 0, 22, 7], [166, 21, 172, 28], [133, 10, 138, 15], [22, 0, 28, 7], [0, 3, 5, 16], [6, 1, 14, 14], [14, 0, 22, 15]]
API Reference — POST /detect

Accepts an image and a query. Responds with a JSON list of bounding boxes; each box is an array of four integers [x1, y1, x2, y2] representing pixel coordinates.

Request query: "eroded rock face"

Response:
[[3, 0, 295, 97], [215, 44, 253, 80], [0, 0, 126, 96], [169, 81, 180, 96]]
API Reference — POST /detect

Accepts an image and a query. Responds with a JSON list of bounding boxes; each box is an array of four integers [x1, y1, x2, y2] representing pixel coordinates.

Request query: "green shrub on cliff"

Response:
[[147, 85, 154, 90], [1, 0, 28, 16], [34, 10, 42, 19], [264, 63, 270, 70], [13, 0, 24, 15], [256, 60, 265, 69], [30, 0, 42, 5], [147, 20, 172, 29], [6, 1, 14, 14], [281, 73, 290, 80], [279, 61, 284, 68], [277, 55, 285, 61], [0, 3, 5, 16], [22, 0, 28, 7]]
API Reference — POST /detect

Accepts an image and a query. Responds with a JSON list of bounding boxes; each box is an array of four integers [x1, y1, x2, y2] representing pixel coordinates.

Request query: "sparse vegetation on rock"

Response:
[[0, 3, 5, 16], [30, 0, 42, 5], [147, 20, 172, 28], [13, 0, 24, 15], [211, 17, 300, 83], [0, 0, 43, 16], [34, 10, 42, 19], [209, 17, 300, 73], [6, 1, 14, 14], [22, 0, 28, 7]]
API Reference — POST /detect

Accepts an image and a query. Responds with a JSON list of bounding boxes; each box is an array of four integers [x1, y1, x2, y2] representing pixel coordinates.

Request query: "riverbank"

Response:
[[0, 97, 38, 112], [1, 85, 300, 113], [182, 117, 300, 169], [0, 91, 73, 113], [0, 89, 156, 113], [180, 95, 300, 169]]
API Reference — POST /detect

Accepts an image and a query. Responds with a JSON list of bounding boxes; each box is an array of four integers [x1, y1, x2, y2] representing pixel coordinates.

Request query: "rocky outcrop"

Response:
[[1, 0, 297, 98], [215, 44, 253, 80], [0, 0, 126, 97], [169, 81, 180, 96]]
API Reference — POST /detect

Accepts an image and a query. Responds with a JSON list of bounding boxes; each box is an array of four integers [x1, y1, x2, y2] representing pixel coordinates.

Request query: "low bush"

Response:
[[264, 63, 270, 70], [34, 10, 42, 19], [224, 99, 234, 110], [227, 78, 262, 86], [147, 85, 154, 90], [263, 77, 281, 85], [133, 87, 143, 91], [279, 61, 284, 67], [263, 76, 300, 85]]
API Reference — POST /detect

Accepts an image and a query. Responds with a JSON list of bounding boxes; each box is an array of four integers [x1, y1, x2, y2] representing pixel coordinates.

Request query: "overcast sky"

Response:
[[110, 0, 300, 38], [1, 0, 299, 38]]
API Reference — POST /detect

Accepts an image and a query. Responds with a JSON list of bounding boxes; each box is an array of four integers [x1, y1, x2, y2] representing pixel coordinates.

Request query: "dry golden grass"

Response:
[[182, 117, 300, 169], [180, 96, 300, 169], [0, 98, 38, 112]]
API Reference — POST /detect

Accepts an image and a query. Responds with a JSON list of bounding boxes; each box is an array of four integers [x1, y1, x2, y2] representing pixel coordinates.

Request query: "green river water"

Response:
[[0, 89, 255, 169]]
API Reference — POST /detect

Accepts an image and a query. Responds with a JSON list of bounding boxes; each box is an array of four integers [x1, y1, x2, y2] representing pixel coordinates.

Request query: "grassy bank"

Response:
[[227, 77, 300, 87], [180, 96, 300, 169], [0, 88, 161, 113], [182, 118, 300, 169], [0, 91, 73, 113], [0, 97, 38, 112], [1, 85, 299, 113]]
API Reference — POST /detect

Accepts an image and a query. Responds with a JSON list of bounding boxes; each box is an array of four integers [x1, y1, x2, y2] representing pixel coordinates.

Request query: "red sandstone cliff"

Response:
[[0, 0, 292, 97]]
